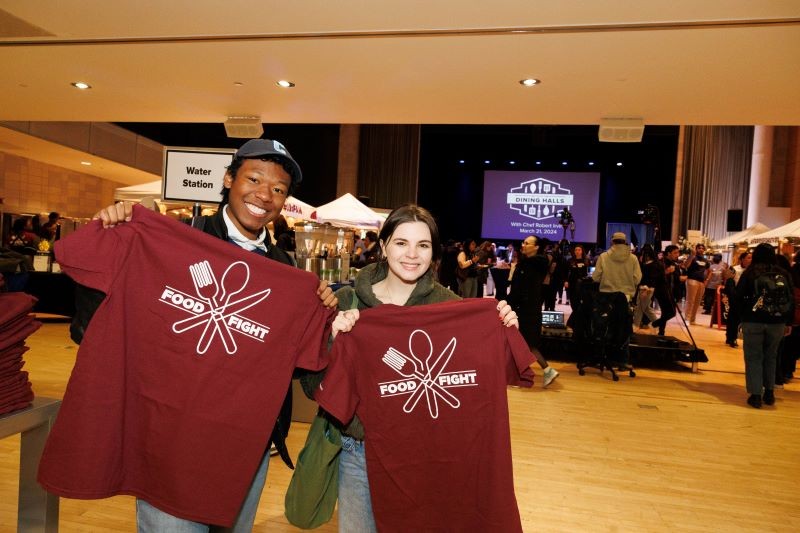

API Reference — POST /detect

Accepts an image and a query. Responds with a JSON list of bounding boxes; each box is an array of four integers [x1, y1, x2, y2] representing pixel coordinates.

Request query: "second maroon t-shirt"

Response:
[[316, 298, 533, 532]]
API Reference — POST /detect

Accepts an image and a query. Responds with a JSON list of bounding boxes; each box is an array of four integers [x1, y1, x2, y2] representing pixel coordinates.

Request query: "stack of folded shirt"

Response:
[[0, 292, 41, 416]]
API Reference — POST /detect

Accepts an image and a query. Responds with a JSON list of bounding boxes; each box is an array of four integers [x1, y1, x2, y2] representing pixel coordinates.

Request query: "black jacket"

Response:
[[506, 254, 549, 316]]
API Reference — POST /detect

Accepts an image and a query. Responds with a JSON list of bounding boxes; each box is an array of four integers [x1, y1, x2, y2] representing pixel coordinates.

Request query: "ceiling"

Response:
[[0, 1, 799, 184]]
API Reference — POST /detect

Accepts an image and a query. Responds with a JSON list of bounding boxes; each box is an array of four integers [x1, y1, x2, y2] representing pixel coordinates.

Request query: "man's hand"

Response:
[[332, 309, 360, 339], [317, 280, 338, 309], [93, 201, 134, 228]]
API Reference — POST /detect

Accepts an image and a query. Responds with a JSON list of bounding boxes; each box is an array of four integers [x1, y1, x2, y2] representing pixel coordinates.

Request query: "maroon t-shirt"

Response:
[[316, 298, 533, 533], [38, 206, 333, 526]]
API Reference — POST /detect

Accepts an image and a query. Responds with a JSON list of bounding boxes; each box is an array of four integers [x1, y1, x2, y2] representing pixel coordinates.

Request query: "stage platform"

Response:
[[539, 331, 708, 371]]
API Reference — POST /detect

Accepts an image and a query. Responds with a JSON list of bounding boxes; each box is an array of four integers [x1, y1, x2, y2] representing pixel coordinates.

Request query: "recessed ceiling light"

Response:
[[519, 79, 540, 87], [459, 160, 465, 164], [276, 80, 295, 88], [71, 81, 91, 90], [588, 161, 595, 166], [509, 161, 516, 165], [616, 162, 623, 167], [484, 160, 491, 164], [535, 161, 542, 165], [80, 161, 92, 166]]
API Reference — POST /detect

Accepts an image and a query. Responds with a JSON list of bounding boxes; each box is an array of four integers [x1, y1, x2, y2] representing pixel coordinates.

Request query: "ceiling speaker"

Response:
[[224, 116, 263, 138], [598, 118, 644, 143]]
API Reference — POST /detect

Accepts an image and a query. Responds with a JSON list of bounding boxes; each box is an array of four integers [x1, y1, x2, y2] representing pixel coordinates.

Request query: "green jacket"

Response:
[[300, 261, 459, 439]]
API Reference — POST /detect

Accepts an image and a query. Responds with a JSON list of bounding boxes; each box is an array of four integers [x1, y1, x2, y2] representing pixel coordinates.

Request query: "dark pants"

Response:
[[726, 304, 741, 344], [651, 288, 675, 334], [543, 285, 556, 311], [518, 312, 542, 348]]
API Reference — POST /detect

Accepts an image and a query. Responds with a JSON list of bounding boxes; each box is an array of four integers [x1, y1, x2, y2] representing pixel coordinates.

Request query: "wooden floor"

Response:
[[2, 305, 800, 532]]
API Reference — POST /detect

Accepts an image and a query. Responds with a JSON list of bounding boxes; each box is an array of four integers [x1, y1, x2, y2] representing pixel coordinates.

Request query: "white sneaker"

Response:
[[543, 367, 559, 388]]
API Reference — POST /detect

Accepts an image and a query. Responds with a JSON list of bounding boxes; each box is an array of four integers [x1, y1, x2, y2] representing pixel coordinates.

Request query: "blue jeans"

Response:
[[338, 435, 376, 533], [136, 448, 270, 533], [742, 322, 784, 395]]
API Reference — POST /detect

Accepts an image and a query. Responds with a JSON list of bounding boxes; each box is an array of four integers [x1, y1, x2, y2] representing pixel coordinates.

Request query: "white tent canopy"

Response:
[[114, 180, 161, 202], [114, 180, 315, 220], [712, 222, 771, 248], [747, 218, 800, 244], [281, 197, 315, 220], [311, 193, 383, 228]]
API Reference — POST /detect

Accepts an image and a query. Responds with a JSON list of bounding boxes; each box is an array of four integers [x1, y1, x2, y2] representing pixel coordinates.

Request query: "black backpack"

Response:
[[751, 268, 793, 319]]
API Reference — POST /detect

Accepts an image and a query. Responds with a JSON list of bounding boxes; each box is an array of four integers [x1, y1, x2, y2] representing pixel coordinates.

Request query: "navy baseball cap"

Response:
[[234, 139, 302, 185]]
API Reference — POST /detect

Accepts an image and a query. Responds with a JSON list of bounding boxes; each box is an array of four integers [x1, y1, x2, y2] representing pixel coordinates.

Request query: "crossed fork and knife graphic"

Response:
[[171, 260, 271, 355], [382, 329, 460, 419]]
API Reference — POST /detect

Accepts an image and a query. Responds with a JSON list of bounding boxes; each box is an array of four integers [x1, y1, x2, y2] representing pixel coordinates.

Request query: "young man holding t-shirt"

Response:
[[53, 139, 337, 531]]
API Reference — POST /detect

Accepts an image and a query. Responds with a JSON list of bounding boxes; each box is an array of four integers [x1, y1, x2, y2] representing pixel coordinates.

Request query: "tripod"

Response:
[[658, 284, 705, 365]]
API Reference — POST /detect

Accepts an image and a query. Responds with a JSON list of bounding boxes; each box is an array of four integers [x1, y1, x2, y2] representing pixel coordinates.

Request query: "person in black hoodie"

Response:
[[736, 242, 794, 409]]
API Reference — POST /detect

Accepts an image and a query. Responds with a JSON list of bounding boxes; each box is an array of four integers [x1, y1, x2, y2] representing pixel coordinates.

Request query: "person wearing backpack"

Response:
[[735, 243, 795, 409]]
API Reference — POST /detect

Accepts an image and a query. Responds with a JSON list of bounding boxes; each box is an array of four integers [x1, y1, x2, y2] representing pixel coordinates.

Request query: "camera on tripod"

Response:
[[555, 207, 574, 228], [638, 205, 659, 224]]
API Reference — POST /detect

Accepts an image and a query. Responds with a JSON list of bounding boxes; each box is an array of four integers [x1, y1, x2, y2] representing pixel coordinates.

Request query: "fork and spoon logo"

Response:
[[380, 329, 478, 419], [158, 260, 272, 355]]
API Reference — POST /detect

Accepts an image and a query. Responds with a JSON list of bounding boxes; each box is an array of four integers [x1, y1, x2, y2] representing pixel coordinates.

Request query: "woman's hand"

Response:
[[331, 309, 360, 338], [496, 300, 519, 329], [93, 201, 134, 228], [317, 281, 338, 309]]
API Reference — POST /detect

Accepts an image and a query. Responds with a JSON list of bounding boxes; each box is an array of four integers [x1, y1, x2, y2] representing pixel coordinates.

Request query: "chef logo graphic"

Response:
[[378, 329, 478, 419], [158, 260, 271, 355], [506, 177, 574, 220]]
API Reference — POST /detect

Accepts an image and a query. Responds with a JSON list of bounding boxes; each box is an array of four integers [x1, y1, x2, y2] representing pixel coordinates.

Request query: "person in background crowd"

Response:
[[634, 245, 665, 331], [592, 232, 642, 302], [301, 204, 519, 532], [456, 239, 480, 298], [564, 244, 589, 318], [438, 239, 460, 294], [39, 211, 60, 241], [504, 242, 516, 264], [649, 246, 677, 336], [476, 240, 495, 297], [703, 253, 727, 315], [721, 266, 739, 347], [5, 217, 39, 253], [733, 250, 752, 284], [506, 235, 560, 387], [724, 251, 751, 347], [352, 234, 365, 261], [91, 138, 338, 531], [591, 232, 642, 368], [541, 244, 563, 311], [683, 243, 710, 324], [555, 239, 570, 305], [775, 254, 793, 388], [783, 250, 800, 382], [271, 214, 295, 252], [735, 243, 794, 409], [355, 231, 381, 266]]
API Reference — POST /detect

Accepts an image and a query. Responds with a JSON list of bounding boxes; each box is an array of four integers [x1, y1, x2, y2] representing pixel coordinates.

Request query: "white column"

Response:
[[747, 125, 790, 228]]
